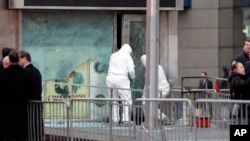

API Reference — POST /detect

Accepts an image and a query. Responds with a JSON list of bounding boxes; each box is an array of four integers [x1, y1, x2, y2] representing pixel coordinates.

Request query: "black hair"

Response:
[[244, 38, 250, 46], [19, 50, 31, 62], [201, 71, 207, 76], [222, 66, 229, 75], [8, 50, 19, 63], [2, 47, 13, 58]]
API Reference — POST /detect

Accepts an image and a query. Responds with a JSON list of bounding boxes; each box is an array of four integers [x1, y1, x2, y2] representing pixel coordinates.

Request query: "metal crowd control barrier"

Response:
[[217, 89, 230, 99], [28, 98, 196, 141], [135, 98, 196, 141], [170, 88, 216, 120], [28, 98, 136, 141], [27, 80, 235, 141], [28, 96, 250, 141], [181, 76, 229, 98], [70, 98, 135, 141], [195, 99, 250, 141], [27, 100, 71, 141], [174, 75, 231, 121]]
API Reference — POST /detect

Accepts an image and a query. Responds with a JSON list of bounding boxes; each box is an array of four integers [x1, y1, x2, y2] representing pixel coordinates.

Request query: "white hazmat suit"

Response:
[[140, 54, 170, 121], [106, 44, 135, 123]]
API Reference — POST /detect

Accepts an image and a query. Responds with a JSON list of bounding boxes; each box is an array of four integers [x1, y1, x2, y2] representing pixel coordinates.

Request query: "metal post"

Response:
[[160, 91, 162, 128], [66, 102, 71, 141], [109, 88, 113, 141], [145, 0, 159, 129]]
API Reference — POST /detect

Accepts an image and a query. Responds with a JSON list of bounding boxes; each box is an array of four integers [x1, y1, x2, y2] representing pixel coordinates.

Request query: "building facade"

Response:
[[0, 0, 248, 89], [179, 0, 248, 87], [0, 0, 183, 110]]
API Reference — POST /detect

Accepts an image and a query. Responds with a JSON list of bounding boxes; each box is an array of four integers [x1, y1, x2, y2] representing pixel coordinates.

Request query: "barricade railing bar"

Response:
[[135, 98, 196, 141], [70, 98, 134, 141], [181, 76, 229, 96], [195, 99, 250, 141], [27, 79, 250, 141], [27, 97, 250, 141], [43, 81, 144, 100], [27, 100, 71, 141], [170, 88, 230, 101], [28, 98, 135, 141]]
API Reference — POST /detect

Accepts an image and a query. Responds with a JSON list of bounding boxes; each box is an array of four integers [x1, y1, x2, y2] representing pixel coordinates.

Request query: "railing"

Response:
[[25, 79, 249, 141], [27, 97, 250, 141], [135, 98, 196, 141], [27, 100, 71, 141], [195, 99, 250, 141], [28, 98, 135, 141], [27, 97, 197, 141]]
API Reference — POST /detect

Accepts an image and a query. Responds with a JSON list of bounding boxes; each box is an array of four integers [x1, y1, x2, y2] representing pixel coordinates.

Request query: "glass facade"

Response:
[[22, 12, 114, 118]]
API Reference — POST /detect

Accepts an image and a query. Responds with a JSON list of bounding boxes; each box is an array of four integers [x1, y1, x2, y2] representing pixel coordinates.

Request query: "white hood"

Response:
[[119, 44, 132, 55], [107, 43, 135, 79], [140, 54, 146, 67]]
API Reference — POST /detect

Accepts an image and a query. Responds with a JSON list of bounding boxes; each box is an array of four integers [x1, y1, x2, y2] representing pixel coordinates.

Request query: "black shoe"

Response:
[[162, 117, 171, 125], [122, 121, 134, 126]]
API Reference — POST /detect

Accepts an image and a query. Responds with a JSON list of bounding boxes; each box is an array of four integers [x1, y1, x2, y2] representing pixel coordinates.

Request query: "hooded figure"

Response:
[[106, 44, 135, 124], [140, 54, 170, 98], [140, 54, 171, 125]]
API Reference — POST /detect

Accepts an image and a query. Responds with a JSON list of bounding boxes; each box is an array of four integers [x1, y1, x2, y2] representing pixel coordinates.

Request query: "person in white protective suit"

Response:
[[140, 54, 171, 124], [106, 44, 135, 124]]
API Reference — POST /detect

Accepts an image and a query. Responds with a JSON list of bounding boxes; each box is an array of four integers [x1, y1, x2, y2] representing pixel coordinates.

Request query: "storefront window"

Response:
[[22, 12, 113, 119]]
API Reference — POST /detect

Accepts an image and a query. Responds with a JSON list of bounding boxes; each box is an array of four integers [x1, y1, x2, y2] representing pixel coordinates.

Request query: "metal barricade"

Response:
[[28, 98, 136, 141], [168, 88, 215, 124], [217, 89, 230, 99], [28, 98, 197, 141], [135, 98, 196, 141], [169, 88, 192, 121], [181, 76, 230, 100], [195, 99, 250, 141], [42, 81, 146, 141], [28, 95, 250, 141], [27, 100, 71, 141], [70, 98, 135, 141]]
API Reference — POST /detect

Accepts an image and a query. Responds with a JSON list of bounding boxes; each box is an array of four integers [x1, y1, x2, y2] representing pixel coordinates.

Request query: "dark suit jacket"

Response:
[[0, 64, 33, 140], [24, 64, 42, 100], [198, 79, 213, 89], [0, 60, 3, 70], [24, 64, 44, 140]]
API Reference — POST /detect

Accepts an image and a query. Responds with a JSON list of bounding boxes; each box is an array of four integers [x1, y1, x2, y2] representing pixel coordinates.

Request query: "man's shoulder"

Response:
[[25, 64, 40, 72], [25, 64, 42, 77], [234, 52, 246, 61]]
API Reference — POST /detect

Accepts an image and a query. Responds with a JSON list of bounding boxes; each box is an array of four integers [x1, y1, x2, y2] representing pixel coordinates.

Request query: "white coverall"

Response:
[[140, 55, 170, 120], [106, 44, 135, 122]]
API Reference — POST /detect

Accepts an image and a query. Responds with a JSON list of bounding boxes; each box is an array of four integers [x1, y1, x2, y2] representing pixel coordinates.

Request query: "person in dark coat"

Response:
[[198, 71, 213, 89], [19, 51, 42, 100], [219, 66, 230, 89], [228, 61, 250, 125], [0, 50, 33, 141], [233, 38, 250, 78], [18, 50, 44, 141], [0, 47, 14, 70]]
